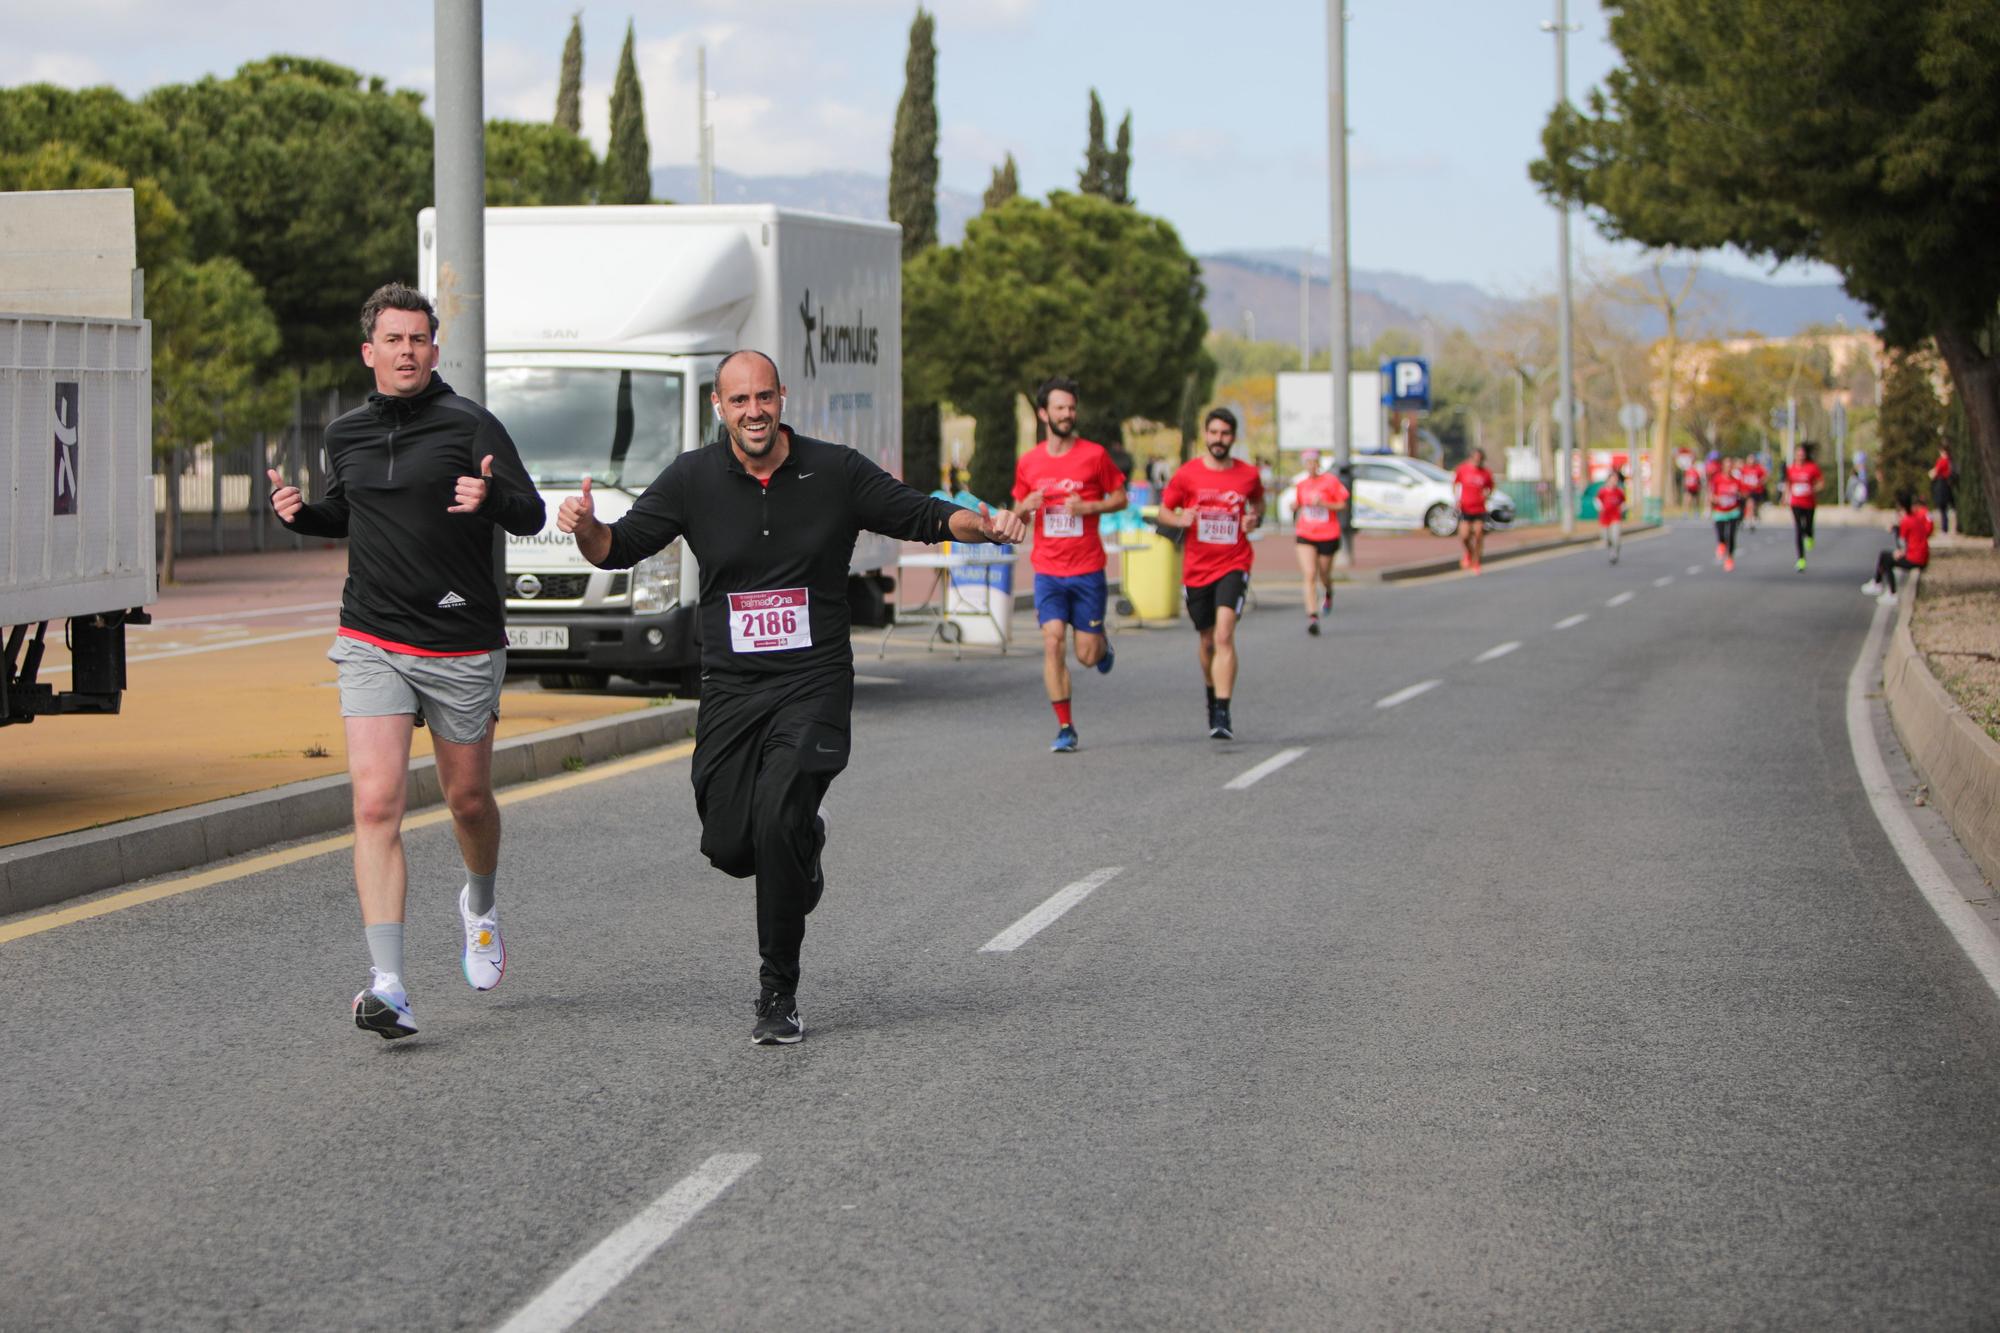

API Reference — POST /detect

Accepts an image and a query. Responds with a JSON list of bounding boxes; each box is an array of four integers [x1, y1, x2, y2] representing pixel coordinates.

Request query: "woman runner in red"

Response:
[[1292, 455, 1348, 635]]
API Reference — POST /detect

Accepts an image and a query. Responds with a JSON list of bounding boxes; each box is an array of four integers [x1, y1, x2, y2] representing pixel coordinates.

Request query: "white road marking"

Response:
[[493, 1153, 760, 1333], [1554, 614, 1588, 630], [1846, 602, 2000, 1000], [851, 674, 902, 686], [1686, 564, 1703, 575], [1606, 591, 1636, 607], [1652, 576, 1675, 588], [147, 599, 342, 628], [981, 867, 1125, 953], [1224, 747, 1308, 790], [1375, 679, 1442, 709], [39, 626, 332, 677], [1475, 640, 1521, 663]]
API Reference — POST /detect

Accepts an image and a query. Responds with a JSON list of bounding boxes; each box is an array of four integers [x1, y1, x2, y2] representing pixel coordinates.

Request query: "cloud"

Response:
[[4, 51, 113, 87]]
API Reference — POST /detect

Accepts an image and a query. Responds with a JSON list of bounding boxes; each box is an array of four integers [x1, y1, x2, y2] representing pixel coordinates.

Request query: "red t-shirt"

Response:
[[1740, 462, 1768, 494], [1012, 439, 1126, 577], [1785, 461, 1822, 509], [1900, 507, 1933, 565], [1710, 472, 1742, 516], [1454, 463, 1494, 516], [1162, 458, 1263, 587], [1294, 473, 1348, 542], [1596, 484, 1625, 525], [1933, 454, 1953, 480]]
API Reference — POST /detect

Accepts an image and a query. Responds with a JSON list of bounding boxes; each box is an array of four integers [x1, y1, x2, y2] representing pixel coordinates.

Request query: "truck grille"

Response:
[[514, 573, 587, 599]]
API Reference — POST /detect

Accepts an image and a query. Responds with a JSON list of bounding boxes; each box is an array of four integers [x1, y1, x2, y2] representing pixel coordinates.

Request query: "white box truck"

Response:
[[418, 204, 902, 694], [1, 189, 154, 727]]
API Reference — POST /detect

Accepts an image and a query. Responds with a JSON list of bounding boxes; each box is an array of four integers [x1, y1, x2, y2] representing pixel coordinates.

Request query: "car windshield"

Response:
[[485, 367, 685, 490], [1405, 458, 1453, 483]]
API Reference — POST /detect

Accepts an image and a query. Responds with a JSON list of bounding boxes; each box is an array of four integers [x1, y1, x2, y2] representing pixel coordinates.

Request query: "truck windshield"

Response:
[[486, 367, 685, 489]]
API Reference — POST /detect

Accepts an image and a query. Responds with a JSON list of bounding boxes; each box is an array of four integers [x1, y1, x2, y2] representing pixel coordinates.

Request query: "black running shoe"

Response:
[[1307, 616, 1321, 637], [1209, 705, 1234, 741], [752, 989, 804, 1045]]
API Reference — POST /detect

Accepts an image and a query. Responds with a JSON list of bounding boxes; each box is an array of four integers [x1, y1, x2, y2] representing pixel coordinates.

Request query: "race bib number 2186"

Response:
[[728, 587, 812, 653]]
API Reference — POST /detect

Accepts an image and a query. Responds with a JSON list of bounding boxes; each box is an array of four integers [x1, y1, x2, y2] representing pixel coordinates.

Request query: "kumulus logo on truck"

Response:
[[52, 381, 79, 516], [796, 289, 878, 379]]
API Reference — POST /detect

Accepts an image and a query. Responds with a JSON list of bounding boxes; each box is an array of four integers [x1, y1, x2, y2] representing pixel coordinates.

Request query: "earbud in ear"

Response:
[[712, 403, 723, 423], [780, 395, 787, 415]]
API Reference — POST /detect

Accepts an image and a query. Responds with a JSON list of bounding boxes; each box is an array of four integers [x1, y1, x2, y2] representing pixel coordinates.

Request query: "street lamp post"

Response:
[[1543, 0, 1579, 535], [1325, 1, 1354, 566]]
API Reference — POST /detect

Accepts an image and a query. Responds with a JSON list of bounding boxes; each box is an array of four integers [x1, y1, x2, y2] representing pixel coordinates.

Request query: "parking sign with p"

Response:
[[1382, 357, 1430, 411]]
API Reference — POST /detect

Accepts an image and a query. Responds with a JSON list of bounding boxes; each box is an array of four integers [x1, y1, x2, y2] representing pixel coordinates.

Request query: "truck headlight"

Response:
[[631, 545, 681, 615]]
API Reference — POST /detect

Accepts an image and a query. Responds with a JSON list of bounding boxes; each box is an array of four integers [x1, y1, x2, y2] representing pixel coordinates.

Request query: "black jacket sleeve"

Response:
[[278, 464, 351, 539], [846, 449, 962, 545], [472, 410, 546, 536], [598, 453, 691, 569]]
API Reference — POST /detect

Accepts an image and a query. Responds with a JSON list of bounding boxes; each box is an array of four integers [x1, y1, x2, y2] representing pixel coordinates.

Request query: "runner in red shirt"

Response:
[[1710, 462, 1744, 571], [1785, 442, 1823, 572], [1596, 469, 1626, 564], [1740, 456, 1769, 529], [1010, 376, 1128, 754], [1291, 454, 1349, 636], [1865, 489, 1933, 604], [1930, 447, 1956, 534], [1159, 408, 1264, 739], [1453, 447, 1495, 573]]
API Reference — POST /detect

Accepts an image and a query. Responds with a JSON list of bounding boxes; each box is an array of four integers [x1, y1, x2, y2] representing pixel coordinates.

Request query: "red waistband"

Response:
[[337, 626, 493, 657]]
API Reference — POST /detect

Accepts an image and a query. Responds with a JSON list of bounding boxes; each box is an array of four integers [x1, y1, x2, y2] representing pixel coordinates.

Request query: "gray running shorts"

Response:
[[327, 636, 504, 745]]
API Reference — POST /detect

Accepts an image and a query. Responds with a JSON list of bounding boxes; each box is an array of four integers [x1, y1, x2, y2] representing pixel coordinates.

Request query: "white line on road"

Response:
[[1686, 564, 1703, 575], [148, 599, 342, 628], [981, 867, 1125, 953], [1606, 591, 1636, 607], [1224, 747, 1308, 790], [40, 626, 332, 677], [1554, 614, 1588, 630], [494, 1153, 761, 1333], [1475, 640, 1522, 663], [1846, 604, 2000, 1001], [1652, 576, 1675, 588], [1375, 679, 1442, 709]]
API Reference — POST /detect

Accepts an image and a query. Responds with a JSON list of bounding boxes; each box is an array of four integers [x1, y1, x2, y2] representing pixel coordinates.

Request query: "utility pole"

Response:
[[1544, 0, 1579, 535], [697, 47, 715, 204], [1298, 244, 1311, 372], [1325, 1, 1354, 566], [434, 0, 492, 596]]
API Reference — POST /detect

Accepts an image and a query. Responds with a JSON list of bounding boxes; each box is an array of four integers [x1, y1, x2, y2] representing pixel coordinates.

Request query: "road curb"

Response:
[[1375, 522, 1662, 582], [0, 700, 700, 919], [1881, 574, 2000, 889]]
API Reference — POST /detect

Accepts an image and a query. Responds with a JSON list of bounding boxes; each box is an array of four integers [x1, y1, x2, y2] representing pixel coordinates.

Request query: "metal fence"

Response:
[[154, 387, 361, 556]]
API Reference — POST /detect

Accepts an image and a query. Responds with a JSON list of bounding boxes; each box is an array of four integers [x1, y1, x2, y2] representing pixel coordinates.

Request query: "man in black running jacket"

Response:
[[559, 348, 1026, 1045], [271, 282, 544, 1041]]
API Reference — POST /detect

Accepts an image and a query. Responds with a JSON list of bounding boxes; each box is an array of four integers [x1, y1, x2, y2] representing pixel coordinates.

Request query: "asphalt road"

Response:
[[6, 519, 1999, 1330]]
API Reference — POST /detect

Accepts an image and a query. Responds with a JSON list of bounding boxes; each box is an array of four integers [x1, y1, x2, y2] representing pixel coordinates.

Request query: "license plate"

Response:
[[506, 625, 569, 651]]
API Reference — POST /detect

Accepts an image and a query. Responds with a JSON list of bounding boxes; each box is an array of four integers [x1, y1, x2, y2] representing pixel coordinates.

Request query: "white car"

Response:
[[1278, 455, 1515, 536]]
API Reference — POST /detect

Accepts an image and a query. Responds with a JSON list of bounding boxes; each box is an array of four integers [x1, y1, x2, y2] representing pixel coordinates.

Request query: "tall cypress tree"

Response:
[[982, 153, 1019, 211], [554, 12, 584, 134], [887, 7, 937, 261], [1078, 90, 1110, 195], [1108, 112, 1132, 205], [890, 7, 941, 487], [602, 20, 651, 204]]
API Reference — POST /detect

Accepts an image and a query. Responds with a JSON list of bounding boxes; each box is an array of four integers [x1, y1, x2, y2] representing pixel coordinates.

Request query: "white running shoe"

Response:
[[353, 969, 417, 1039], [1876, 590, 1899, 607], [458, 885, 505, 991], [1861, 580, 1884, 596]]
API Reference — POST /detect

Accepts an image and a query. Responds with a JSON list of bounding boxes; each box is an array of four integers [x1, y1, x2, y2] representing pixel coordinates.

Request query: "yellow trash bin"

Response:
[[1121, 509, 1183, 621]]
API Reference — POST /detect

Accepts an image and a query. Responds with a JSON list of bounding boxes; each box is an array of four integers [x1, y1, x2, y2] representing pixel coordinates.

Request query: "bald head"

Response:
[[713, 348, 787, 463], [716, 348, 780, 389]]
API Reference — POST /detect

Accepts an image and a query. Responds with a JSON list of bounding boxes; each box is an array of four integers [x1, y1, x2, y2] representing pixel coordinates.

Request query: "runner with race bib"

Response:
[[559, 350, 1025, 1045], [1010, 376, 1128, 754], [1159, 408, 1265, 740], [1292, 454, 1349, 636], [1785, 442, 1823, 572]]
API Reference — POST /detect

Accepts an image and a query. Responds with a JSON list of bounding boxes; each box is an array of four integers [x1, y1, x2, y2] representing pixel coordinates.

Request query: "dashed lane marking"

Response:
[[1686, 564, 1703, 575], [1606, 591, 1636, 607], [1554, 614, 1588, 630], [1652, 576, 1675, 588], [1224, 747, 1308, 790], [980, 867, 1125, 953], [1475, 641, 1522, 663], [493, 1153, 761, 1333], [1375, 679, 1442, 709]]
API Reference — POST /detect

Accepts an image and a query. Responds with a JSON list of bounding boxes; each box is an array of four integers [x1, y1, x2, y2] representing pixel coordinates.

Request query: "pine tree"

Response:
[[982, 153, 1019, 211], [1078, 90, 1110, 196], [1107, 112, 1132, 205], [555, 13, 583, 134], [602, 20, 651, 204], [887, 7, 937, 261]]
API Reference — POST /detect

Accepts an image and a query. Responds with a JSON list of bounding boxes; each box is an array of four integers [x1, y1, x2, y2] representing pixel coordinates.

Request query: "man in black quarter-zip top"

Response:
[[558, 349, 1026, 1045], [270, 282, 545, 1041]]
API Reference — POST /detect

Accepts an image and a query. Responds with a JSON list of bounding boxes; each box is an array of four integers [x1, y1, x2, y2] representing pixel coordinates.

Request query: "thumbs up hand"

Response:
[[556, 475, 597, 536], [450, 454, 495, 514], [267, 468, 303, 522]]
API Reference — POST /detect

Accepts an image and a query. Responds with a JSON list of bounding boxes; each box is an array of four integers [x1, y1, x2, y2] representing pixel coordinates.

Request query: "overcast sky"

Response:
[[0, 0, 1838, 293]]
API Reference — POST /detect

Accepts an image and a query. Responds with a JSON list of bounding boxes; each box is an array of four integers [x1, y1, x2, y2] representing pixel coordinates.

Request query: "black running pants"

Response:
[[1793, 506, 1815, 559], [1716, 519, 1740, 557], [690, 669, 852, 993], [1874, 551, 1922, 594]]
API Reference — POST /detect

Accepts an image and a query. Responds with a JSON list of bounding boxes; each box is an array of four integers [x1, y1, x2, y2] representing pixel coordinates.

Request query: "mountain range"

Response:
[[649, 166, 1877, 344]]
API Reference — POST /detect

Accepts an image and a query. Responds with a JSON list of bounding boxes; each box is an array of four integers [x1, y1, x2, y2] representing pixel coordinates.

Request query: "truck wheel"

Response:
[[1425, 503, 1457, 537]]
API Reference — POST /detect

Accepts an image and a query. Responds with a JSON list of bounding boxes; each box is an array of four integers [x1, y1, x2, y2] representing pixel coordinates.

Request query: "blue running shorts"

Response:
[[1033, 571, 1109, 635]]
